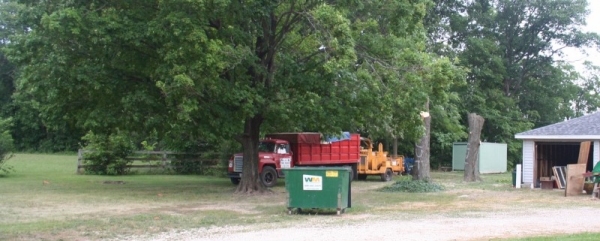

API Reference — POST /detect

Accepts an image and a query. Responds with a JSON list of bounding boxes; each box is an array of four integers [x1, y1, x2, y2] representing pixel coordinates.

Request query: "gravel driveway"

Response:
[[122, 206, 600, 241]]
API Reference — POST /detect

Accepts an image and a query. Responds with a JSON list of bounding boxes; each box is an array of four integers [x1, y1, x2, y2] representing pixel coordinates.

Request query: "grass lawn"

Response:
[[1, 153, 253, 240], [1, 153, 599, 240]]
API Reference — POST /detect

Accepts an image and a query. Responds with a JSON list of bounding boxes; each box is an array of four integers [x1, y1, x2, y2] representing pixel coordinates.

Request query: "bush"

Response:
[[170, 154, 204, 175], [379, 179, 445, 193], [168, 139, 237, 176], [170, 152, 225, 176], [81, 131, 135, 175], [0, 118, 14, 176]]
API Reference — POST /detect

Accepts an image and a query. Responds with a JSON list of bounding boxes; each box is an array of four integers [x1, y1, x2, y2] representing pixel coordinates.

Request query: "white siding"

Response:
[[595, 141, 599, 168], [522, 140, 535, 184]]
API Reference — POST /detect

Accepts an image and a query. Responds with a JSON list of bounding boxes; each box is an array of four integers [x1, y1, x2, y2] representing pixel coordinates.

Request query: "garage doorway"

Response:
[[535, 142, 593, 187]]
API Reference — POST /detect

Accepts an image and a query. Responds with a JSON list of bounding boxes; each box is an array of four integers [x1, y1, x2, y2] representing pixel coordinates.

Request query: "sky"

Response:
[[560, 1, 600, 72]]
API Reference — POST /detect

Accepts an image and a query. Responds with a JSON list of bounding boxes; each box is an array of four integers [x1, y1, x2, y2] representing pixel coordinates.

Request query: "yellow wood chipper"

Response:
[[357, 138, 404, 181]]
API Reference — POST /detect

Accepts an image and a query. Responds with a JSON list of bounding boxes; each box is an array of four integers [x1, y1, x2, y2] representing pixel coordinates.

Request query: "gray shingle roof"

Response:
[[516, 111, 600, 136]]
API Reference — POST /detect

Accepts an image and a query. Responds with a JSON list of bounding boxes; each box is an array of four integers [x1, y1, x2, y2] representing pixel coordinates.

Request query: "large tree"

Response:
[[419, 0, 470, 168], [1, 0, 85, 152], [424, 0, 600, 164], [0, 0, 17, 116], [573, 62, 600, 116], [5, 0, 462, 192]]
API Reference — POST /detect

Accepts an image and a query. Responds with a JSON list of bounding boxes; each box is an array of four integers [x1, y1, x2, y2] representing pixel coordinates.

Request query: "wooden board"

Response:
[[565, 164, 586, 197], [578, 141, 591, 165], [552, 166, 567, 189]]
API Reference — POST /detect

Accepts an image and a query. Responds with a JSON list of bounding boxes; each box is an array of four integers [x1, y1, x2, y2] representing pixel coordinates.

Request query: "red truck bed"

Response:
[[266, 133, 360, 166]]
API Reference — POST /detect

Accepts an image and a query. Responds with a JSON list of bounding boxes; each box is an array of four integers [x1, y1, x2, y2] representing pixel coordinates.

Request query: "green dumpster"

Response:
[[283, 167, 351, 215]]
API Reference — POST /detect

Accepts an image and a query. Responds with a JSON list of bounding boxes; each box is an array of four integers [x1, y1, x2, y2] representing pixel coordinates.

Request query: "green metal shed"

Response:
[[452, 142, 507, 173]]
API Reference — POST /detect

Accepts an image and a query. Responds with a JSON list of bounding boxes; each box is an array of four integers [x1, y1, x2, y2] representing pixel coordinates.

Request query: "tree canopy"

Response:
[[424, 0, 600, 164], [2, 0, 462, 191], [1, 0, 599, 187]]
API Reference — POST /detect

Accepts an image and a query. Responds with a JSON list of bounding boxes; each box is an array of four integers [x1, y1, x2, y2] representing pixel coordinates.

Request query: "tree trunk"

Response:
[[413, 101, 431, 181], [392, 138, 398, 159], [235, 115, 265, 194], [464, 113, 484, 182]]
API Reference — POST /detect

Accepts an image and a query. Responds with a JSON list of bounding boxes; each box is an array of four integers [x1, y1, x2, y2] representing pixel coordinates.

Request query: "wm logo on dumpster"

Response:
[[302, 175, 322, 191]]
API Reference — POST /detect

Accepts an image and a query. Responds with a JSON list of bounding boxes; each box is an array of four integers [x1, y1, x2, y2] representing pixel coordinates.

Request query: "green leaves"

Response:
[[379, 179, 445, 193], [2, 0, 468, 162], [0, 117, 14, 175], [574, 62, 600, 116], [81, 131, 135, 175], [423, 0, 600, 164]]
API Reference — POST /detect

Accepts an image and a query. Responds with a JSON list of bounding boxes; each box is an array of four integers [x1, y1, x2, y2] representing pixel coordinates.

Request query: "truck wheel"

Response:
[[260, 166, 278, 187], [357, 174, 367, 180], [230, 178, 240, 185], [345, 164, 357, 182], [351, 163, 358, 180], [381, 168, 393, 182]]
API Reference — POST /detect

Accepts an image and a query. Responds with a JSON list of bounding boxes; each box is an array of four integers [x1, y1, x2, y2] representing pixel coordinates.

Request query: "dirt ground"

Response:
[[128, 207, 599, 241], [7, 168, 597, 241], [113, 182, 600, 241]]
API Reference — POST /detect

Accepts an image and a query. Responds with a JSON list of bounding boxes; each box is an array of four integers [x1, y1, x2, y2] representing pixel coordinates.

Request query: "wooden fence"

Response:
[[76, 149, 221, 174]]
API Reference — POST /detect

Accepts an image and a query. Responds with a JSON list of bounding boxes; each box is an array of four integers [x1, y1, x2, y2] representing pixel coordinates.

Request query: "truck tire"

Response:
[[381, 168, 393, 182], [230, 178, 240, 185], [351, 163, 358, 180], [260, 166, 278, 187], [345, 164, 357, 182]]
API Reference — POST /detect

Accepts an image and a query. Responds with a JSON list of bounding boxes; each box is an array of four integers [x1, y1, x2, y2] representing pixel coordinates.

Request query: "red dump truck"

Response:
[[227, 132, 360, 187]]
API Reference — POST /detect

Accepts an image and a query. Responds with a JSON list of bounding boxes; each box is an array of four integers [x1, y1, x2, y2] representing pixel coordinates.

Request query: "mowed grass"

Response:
[[0, 154, 290, 240], [1, 154, 599, 240]]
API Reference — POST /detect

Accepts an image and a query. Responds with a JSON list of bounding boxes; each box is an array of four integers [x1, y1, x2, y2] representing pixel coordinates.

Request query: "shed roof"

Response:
[[515, 111, 600, 140]]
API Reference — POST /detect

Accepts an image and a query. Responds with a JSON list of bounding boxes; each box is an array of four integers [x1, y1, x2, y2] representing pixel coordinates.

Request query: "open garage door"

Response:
[[535, 142, 593, 187]]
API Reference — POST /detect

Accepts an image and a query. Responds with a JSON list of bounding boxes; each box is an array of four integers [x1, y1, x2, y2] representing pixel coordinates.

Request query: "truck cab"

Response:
[[227, 139, 292, 187]]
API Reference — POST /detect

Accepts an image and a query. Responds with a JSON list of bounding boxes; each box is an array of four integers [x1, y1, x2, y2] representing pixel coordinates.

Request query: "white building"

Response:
[[515, 112, 600, 187]]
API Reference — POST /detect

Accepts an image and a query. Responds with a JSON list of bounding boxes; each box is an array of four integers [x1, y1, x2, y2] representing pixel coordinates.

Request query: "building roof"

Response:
[[515, 111, 600, 140]]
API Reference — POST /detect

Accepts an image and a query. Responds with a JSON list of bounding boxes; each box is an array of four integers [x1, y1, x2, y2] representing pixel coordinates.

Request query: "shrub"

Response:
[[168, 140, 237, 176], [379, 179, 445, 193], [170, 152, 224, 176], [81, 131, 135, 175], [170, 154, 204, 175], [0, 118, 14, 176]]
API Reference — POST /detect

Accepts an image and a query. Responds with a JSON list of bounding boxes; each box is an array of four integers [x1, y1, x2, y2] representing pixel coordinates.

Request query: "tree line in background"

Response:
[[0, 0, 599, 186]]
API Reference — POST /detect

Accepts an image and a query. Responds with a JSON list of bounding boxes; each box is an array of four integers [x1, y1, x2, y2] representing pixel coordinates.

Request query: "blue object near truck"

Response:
[[404, 157, 414, 175]]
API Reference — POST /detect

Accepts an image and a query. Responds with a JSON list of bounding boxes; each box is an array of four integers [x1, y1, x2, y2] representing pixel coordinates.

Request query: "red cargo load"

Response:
[[266, 132, 360, 166]]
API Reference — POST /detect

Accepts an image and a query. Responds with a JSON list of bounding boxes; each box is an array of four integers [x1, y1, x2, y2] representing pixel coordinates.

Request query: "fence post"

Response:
[[162, 152, 168, 170], [77, 149, 83, 174]]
